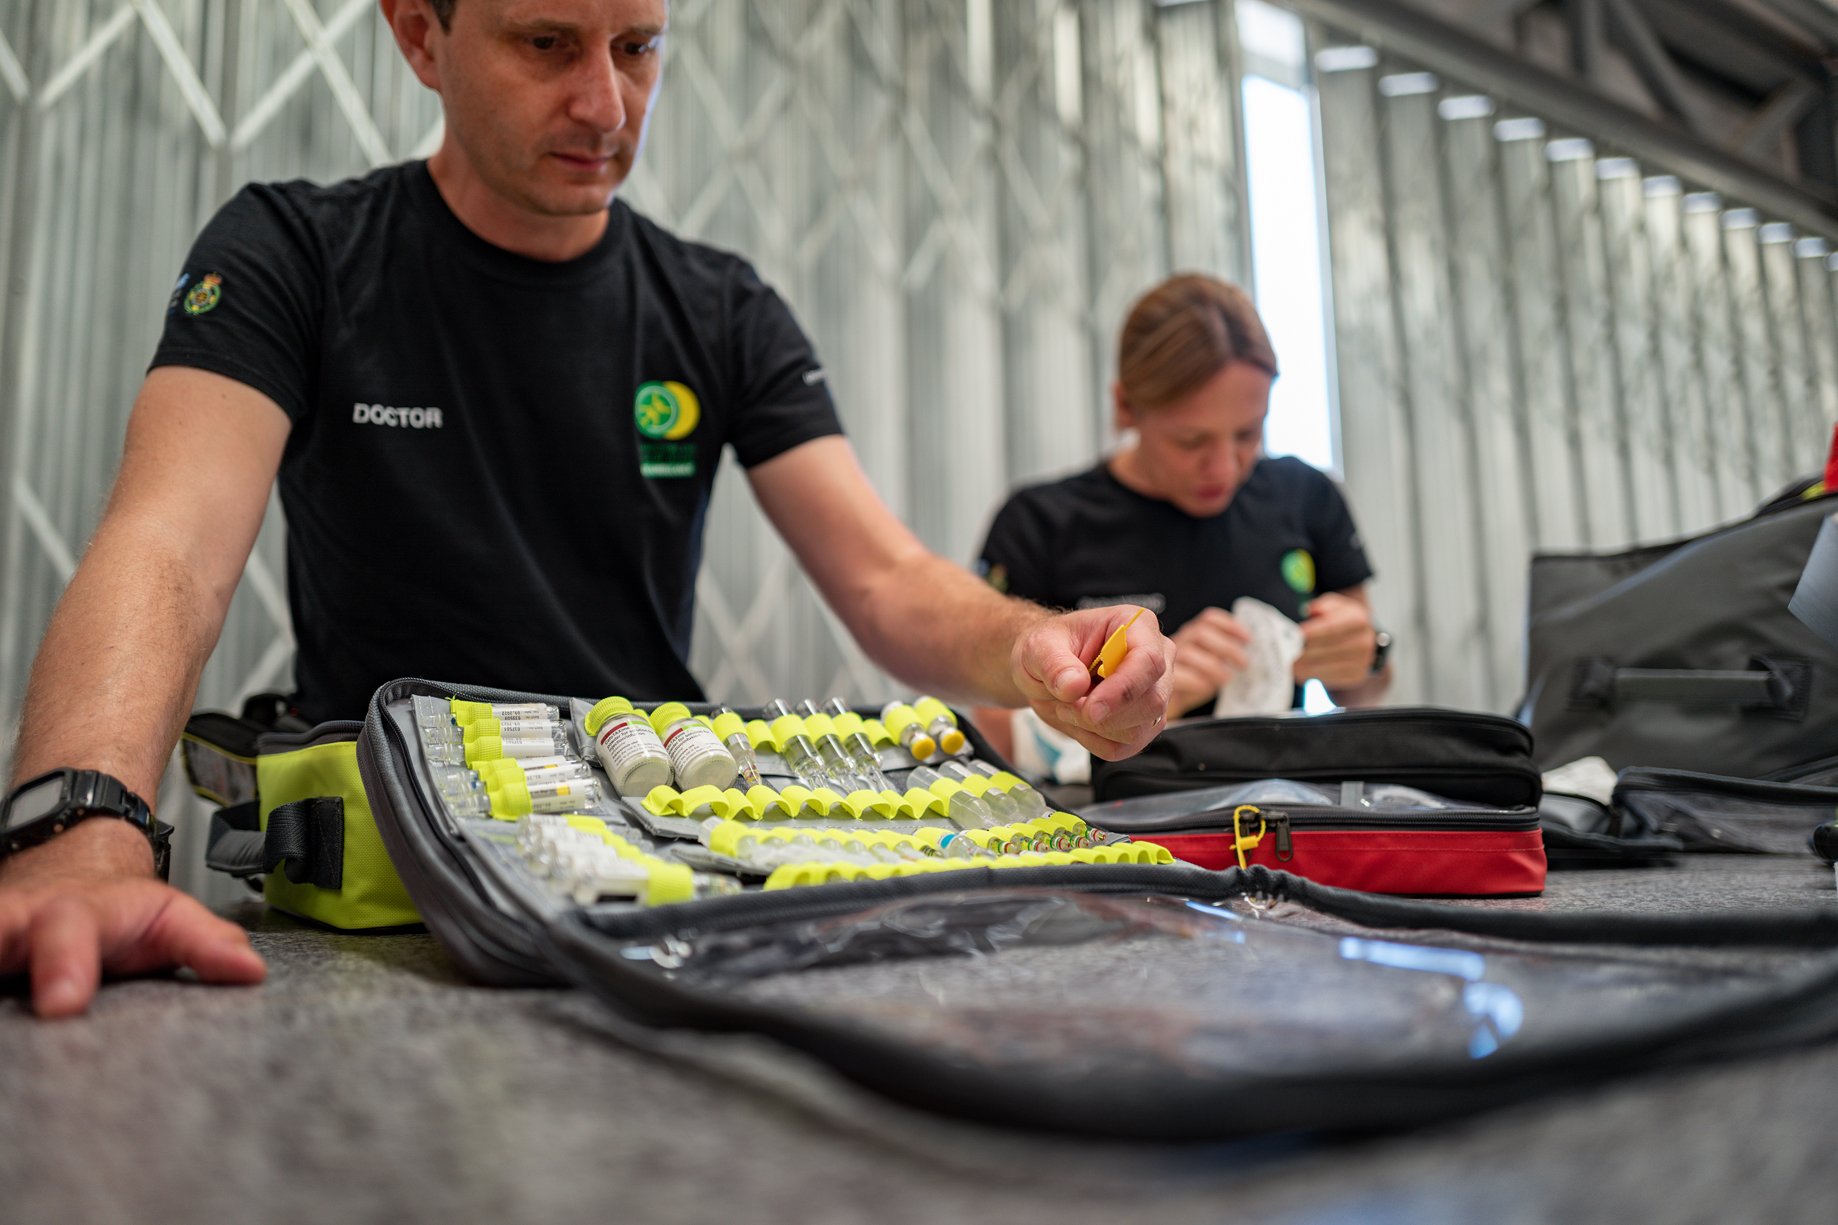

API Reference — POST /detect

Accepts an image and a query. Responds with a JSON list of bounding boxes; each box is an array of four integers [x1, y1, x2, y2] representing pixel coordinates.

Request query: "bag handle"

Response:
[[204, 797, 344, 889], [1569, 655, 1809, 718]]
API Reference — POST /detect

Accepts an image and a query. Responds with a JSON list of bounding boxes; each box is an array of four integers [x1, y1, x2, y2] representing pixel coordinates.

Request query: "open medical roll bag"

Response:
[[346, 678, 1838, 1141]]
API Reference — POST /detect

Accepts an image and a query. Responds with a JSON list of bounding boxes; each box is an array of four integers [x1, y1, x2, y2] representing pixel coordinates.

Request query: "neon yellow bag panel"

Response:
[[257, 739, 420, 930]]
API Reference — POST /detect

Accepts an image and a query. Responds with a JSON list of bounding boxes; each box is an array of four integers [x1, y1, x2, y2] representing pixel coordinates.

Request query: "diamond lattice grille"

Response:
[[0, 0, 1246, 897]]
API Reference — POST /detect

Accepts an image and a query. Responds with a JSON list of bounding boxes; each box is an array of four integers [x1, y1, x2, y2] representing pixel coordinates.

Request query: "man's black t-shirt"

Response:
[[153, 163, 841, 721], [978, 456, 1373, 641]]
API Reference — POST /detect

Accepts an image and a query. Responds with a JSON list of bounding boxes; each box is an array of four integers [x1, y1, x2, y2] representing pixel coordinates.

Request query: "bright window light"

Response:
[[1242, 72, 1338, 474], [1302, 678, 1337, 713]]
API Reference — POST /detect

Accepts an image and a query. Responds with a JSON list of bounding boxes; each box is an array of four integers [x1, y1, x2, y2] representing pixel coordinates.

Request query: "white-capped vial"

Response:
[[584, 697, 674, 796]]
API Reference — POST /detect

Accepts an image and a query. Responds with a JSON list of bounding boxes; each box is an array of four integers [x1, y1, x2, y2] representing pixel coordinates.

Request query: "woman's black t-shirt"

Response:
[[152, 162, 841, 720], [977, 456, 1374, 636]]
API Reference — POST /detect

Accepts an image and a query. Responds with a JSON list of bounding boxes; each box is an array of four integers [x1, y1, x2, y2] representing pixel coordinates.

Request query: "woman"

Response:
[[977, 273, 1389, 739]]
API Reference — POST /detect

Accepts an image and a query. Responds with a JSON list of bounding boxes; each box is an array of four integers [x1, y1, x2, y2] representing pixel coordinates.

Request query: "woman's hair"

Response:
[[1117, 274, 1278, 412]]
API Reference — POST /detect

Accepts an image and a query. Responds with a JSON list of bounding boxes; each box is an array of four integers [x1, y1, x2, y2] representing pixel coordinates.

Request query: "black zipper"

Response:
[[254, 719, 364, 753], [1158, 706, 1532, 737], [1093, 803, 1541, 837], [1614, 768, 1838, 803]]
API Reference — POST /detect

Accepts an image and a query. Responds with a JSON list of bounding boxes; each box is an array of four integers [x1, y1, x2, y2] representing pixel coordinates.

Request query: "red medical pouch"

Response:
[[1083, 708, 1547, 896]]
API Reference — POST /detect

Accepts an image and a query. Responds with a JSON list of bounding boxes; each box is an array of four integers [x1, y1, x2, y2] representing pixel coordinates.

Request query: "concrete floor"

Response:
[[3, 857, 1837, 1224]]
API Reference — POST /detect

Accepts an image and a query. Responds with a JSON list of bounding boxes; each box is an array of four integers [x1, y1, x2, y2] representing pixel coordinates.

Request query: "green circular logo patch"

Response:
[[634, 382, 680, 439], [1281, 549, 1316, 595]]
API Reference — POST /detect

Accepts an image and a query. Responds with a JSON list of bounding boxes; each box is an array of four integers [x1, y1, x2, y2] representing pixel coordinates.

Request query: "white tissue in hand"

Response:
[[1213, 597, 1305, 717]]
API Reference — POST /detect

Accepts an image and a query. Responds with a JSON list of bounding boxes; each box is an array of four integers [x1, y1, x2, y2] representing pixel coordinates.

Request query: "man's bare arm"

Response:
[[747, 436, 1173, 759], [0, 367, 288, 1015]]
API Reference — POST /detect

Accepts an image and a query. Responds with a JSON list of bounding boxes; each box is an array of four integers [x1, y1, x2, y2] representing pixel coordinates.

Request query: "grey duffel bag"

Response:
[[1519, 480, 1838, 777]]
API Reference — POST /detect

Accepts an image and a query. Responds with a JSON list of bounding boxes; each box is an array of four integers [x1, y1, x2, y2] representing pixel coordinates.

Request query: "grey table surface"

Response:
[[4, 857, 1837, 1225]]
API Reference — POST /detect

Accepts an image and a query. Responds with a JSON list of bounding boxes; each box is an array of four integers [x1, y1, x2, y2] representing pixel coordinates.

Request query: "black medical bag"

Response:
[[1519, 483, 1838, 777]]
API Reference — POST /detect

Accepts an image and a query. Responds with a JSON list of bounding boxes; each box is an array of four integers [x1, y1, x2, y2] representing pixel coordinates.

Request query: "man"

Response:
[[0, 0, 1172, 1018], [975, 274, 1385, 754]]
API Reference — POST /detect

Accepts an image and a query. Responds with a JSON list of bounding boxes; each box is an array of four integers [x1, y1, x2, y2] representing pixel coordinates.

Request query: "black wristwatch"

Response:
[[0, 769, 171, 880]]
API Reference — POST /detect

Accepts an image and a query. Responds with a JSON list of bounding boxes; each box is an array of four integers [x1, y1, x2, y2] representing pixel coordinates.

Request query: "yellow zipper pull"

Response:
[[1231, 804, 1267, 869]]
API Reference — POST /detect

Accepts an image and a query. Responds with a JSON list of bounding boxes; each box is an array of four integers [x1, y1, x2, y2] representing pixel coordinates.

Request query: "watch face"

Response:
[[4, 775, 67, 833]]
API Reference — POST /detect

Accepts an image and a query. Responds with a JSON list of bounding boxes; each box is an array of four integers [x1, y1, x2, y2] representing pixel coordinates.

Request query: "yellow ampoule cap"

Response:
[[489, 774, 532, 816], [802, 711, 838, 740], [913, 696, 958, 727], [831, 710, 868, 738], [706, 820, 751, 858], [450, 699, 493, 725], [769, 713, 808, 749], [881, 702, 922, 735], [711, 710, 746, 742], [883, 704, 938, 759], [745, 719, 774, 749], [862, 718, 894, 746], [461, 717, 501, 742], [643, 863, 695, 907], [565, 814, 613, 841]]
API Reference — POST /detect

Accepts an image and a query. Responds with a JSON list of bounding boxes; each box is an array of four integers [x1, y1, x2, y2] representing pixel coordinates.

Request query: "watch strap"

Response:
[[71, 771, 169, 881]]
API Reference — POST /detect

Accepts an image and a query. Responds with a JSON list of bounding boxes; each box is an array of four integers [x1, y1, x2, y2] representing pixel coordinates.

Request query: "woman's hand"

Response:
[[1293, 591, 1377, 689], [1167, 607, 1251, 718]]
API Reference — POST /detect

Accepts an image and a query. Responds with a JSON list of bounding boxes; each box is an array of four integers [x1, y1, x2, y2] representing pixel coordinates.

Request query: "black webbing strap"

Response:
[[262, 797, 345, 889], [206, 796, 347, 889]]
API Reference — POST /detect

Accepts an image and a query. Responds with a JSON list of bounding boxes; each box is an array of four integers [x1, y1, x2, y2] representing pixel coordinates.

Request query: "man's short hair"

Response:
[[429, 0, 457, 30], [1117, 274, 1279, 412]]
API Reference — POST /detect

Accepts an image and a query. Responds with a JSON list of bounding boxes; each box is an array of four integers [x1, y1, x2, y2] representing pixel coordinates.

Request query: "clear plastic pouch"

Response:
[[558, 881, 1838, 1137]]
